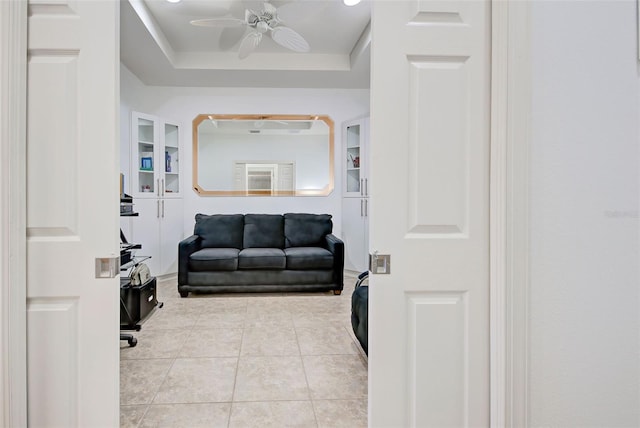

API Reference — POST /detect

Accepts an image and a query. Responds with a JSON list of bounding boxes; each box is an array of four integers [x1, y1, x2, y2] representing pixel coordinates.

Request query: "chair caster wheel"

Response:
[[128, 337, 137, 347]]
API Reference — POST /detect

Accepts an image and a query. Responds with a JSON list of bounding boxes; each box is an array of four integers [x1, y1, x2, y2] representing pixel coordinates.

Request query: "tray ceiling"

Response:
[[120, 0, 372, 88]]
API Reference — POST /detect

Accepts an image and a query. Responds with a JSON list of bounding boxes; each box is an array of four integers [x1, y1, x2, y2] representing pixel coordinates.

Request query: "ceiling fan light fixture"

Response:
[[343, 0, 361, 6], [191, 1, 310, 59]]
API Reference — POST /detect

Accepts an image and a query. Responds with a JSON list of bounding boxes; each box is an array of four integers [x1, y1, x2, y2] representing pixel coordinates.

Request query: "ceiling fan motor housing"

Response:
[[246, 7, 279, 31]]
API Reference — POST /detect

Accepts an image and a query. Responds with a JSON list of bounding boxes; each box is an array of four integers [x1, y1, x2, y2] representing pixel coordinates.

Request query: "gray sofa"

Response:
[[178, 213, 344, 297]]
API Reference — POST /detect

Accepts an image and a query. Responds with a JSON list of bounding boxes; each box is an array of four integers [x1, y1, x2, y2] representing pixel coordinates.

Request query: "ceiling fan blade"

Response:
[[270, 26, 310, 53], [262, 2, 278, 16], [238, 31, 262, 59], [219, 26, 247, 50], [190, 17, 246, 28]]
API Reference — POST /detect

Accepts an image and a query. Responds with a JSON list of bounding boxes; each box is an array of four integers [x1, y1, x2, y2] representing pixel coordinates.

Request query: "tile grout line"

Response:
[[144, 304, 196, 419], [292, 316, 320, 428], [226, 301, 248, 427]]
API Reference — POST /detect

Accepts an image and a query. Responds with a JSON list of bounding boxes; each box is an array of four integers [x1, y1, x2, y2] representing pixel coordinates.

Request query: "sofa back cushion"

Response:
[[284, 213, 333, 247], [194, 214, 244, 248], [243, 214, 284, 248]]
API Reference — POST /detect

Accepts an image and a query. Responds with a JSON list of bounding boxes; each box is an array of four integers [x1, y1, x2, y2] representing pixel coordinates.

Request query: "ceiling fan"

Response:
[[190, 2, 310, 59]]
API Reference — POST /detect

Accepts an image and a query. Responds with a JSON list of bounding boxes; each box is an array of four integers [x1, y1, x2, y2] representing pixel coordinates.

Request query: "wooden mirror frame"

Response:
[[192, 114, 335, 196]]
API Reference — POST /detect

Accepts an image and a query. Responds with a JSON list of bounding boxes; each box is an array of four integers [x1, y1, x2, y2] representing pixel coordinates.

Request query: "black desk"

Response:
[[120, 276, 159, 331], [119, 203, 162, 346]]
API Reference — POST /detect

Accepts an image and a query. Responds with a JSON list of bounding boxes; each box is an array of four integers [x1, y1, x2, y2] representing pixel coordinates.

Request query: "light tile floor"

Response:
[[120, 272, 367, 428]]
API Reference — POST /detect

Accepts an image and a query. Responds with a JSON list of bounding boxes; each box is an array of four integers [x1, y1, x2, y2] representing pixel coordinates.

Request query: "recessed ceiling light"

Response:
[[343, 0, 361, 5], [166, 0, 181, 3]]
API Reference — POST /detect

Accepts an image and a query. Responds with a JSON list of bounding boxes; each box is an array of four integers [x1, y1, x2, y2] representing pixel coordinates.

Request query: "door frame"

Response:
[[1, 1, 532, 426], [0, 0, 28, 426], [489, 1, 531, 426]]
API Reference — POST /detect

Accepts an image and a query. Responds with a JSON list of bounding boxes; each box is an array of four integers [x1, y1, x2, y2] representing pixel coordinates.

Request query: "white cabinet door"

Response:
[[131, 111, 159, 197], [131, 112, 181, 199], [343, 117, 369, 198], [342, 197, 369, 273], [342, 116, 370, 273], [130, 198, 161, 275], [158, 198, 183, 275], [369, 0, 491, 426], [161, 121, 181, 198], [25, 1, 119, 425], [130, 198, 183, 276]]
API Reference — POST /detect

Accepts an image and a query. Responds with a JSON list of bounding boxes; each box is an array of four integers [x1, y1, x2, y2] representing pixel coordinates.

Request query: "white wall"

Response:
[[120, 64, 370, 239], [529, 1, 639, 426]]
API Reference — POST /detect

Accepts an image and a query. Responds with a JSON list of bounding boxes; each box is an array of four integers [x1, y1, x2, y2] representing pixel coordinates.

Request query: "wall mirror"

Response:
[[193, 114, 334, 196]]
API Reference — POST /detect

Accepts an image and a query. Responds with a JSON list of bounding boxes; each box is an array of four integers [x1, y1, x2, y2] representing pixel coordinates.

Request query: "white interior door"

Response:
[[369, 1, 491, 426], [26, 1, 120, 426]]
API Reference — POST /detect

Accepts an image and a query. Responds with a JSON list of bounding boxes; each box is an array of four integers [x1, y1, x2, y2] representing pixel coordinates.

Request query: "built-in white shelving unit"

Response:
[[342, 116, 370, 273], [129, 111, 184, 276]]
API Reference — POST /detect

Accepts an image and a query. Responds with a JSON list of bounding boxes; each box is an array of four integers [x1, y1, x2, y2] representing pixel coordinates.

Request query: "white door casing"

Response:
[[369, 0, 491, 426], [26, 1, 120, 426], [0, 1, 28, 426]]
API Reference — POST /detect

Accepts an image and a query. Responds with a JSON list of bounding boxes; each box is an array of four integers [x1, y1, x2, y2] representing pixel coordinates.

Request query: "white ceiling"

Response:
[[120, 0, 372, 88]]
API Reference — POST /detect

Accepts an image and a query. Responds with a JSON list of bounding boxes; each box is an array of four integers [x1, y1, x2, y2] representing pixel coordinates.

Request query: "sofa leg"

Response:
[[333, 290, 342, 296], [179, 290, 189, 298]]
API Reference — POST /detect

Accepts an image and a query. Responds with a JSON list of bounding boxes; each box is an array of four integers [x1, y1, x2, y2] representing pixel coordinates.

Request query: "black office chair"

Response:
[[121, 332, 137, 347], [351, 271, 369, 354]]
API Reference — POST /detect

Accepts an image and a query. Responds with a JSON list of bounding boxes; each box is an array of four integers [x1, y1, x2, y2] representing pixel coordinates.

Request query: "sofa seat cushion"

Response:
[[190, 248, 239, 271], [239, 248, 286, 270], [284, 247, 334, 270]]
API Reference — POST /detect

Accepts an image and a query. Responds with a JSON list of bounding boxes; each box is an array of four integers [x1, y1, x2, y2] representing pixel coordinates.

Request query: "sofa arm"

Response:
[[325, 234, 344, 290], [178, 235, 202, 285]]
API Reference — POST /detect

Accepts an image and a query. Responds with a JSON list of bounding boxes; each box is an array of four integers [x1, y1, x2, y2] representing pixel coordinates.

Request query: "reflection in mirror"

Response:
[[193, 114, 334, 196]]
